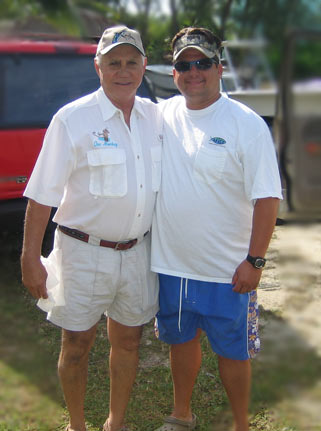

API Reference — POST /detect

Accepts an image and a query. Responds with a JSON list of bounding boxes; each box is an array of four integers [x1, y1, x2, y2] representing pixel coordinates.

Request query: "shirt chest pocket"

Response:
[[87, 148, 127, 197], [193, 146, 227, 185]]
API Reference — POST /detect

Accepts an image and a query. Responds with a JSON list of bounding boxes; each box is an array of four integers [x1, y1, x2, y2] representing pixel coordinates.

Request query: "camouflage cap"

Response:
[[173, 34, 220, 61]]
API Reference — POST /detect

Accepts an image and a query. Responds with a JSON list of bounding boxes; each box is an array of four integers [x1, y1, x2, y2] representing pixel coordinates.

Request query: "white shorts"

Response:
[[45, 229, 159, 331]]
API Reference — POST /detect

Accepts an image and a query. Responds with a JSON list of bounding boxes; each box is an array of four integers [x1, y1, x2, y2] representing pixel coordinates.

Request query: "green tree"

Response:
[[167, 0, 236, 39], [232, 0, 321, 71], [2, 0, 320, 70]]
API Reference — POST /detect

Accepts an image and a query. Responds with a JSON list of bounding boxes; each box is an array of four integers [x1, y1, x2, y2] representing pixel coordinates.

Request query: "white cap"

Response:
[[96, 25, 145, 57]]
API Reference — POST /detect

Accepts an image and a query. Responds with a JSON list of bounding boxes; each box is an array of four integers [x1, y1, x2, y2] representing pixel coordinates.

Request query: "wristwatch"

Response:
[[246, 254, 266, 269]]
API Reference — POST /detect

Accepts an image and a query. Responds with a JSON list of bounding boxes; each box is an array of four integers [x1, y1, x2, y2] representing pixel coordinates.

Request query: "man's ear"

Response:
[[217, 63, 223, 78], [173, 67, 177, 79], [143, 56, 147, 72], [94, 58, 100, 77]]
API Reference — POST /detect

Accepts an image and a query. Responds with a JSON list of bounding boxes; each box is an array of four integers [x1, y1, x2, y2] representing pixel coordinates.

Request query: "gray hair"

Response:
[[95, 52, 145, 67]]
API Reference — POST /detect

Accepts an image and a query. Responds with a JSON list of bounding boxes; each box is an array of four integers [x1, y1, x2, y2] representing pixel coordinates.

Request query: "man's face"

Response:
[[173, 47, 223, 109], [95, 44, 146, 105]]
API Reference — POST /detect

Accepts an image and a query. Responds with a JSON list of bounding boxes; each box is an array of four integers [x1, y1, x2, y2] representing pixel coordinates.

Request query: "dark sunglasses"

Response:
[[174, 58, 218, 72]]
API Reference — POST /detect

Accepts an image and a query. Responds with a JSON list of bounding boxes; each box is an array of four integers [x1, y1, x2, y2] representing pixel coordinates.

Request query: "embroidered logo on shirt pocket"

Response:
[[87, 148, 127, 197], [151, 145, 162, 192], [193, 146, 227, 185]]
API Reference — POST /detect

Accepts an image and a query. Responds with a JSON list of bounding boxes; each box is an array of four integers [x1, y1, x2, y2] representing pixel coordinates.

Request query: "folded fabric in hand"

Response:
[[37, 249, 65, 312]]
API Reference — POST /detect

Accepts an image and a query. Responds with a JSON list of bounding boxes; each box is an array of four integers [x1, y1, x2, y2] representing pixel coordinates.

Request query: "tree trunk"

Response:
[[170, 0, 179, 37], [220, 0, 234, 40]]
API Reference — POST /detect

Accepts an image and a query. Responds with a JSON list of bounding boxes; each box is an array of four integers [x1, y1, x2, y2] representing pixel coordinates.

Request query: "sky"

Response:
[[126, 0, 171, 16]]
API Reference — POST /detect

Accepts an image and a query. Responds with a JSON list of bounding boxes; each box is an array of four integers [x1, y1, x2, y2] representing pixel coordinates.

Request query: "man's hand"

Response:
[[231, 259, 262, 294], [231, 197, 279, 294], [21, 255, 48, 299], [20, 199, 52, 300]]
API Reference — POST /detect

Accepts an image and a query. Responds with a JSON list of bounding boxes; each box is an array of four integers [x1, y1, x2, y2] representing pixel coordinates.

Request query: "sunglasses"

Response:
[[174, 58, 218, 72]]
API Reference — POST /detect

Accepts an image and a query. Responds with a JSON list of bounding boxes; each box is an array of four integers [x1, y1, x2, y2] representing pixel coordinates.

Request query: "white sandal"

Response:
[[103, 419, 130, 431], [65, 426, 87, 431], [153, 414, 197, 431]]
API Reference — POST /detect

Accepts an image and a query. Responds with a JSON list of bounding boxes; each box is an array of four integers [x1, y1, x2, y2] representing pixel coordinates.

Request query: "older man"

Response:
[[151, 27, 282, 431], [21, 25, 162, 431]]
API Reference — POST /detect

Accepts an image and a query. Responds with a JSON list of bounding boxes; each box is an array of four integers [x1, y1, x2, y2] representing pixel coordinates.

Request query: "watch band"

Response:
[[246, 254, 266, 269]]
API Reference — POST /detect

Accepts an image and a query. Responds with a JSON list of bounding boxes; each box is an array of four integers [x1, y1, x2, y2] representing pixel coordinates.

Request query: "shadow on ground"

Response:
[[206, 307, 321, 431], [0, 229, 65, 430]]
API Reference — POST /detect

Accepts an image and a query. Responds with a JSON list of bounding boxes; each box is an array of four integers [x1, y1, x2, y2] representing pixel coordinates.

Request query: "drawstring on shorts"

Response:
[[178, 278, 189, 332]]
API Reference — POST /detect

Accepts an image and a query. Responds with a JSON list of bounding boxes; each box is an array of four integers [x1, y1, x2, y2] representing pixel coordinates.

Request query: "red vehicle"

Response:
[[0, 35, 155, 231]]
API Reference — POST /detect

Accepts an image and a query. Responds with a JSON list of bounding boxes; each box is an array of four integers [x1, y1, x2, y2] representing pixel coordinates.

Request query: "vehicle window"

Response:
[[0, 53, 100, 128], [137, 76, 157, 102]]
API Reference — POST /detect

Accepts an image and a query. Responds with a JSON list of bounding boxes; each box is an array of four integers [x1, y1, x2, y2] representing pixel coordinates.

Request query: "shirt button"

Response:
[[137, 213, 141, 217], [137, 155, 140, 159], [140, 184, 143, 188]]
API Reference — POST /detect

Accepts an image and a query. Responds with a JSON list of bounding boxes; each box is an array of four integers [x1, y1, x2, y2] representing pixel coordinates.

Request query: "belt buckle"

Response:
[[114, 240, 130, 250], [88, 235, 101, 246]]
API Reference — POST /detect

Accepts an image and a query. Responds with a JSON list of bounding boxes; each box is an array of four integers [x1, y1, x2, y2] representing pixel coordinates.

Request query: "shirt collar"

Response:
[[133, 97, 147, 119], [96, 87, 147, 121]]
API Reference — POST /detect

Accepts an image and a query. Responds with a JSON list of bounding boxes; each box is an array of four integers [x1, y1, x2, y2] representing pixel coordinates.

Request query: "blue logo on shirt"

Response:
[[209, 137, 226, 146], [93, 129, 118, 148]]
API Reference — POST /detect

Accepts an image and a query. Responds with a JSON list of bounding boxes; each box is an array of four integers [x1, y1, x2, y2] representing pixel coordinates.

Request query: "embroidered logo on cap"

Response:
[[112, 30, 137, 45]]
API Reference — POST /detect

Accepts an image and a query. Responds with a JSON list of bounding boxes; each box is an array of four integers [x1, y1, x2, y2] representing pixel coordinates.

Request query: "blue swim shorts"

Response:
[[155, 274, 260, 360]]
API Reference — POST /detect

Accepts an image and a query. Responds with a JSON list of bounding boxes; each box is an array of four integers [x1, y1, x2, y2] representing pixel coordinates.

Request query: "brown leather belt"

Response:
[[59, 225, 147, 251]]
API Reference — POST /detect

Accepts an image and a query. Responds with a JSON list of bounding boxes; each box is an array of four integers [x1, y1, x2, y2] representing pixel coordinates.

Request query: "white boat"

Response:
[[145, 64, 179, 99]]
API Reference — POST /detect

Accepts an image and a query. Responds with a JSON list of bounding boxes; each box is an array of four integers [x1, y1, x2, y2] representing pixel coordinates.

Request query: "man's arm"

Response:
[[21, 199, 52, 299], [232, 197, 280, 294]]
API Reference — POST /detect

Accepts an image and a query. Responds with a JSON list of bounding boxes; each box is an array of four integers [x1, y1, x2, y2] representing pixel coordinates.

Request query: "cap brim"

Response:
[[100, 42, 145, 56], [173, 45, 215, 61]]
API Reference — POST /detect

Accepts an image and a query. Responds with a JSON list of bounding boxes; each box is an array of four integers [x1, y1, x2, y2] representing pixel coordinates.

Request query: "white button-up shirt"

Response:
[[24, 87, 162, 241]]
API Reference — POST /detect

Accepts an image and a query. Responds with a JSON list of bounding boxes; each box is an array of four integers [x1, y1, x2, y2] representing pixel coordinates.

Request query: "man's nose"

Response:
[[118, 63, 130, 73], [189, 63, 200, 73]]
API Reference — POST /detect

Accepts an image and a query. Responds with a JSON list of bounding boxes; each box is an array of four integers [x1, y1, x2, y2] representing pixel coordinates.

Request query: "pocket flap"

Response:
[[87, 148, 126, 167], [151, 145, 162, 162]]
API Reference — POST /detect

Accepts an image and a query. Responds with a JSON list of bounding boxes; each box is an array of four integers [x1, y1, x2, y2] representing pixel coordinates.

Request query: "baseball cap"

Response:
[[173, 33, 220, 61], [96, 25, 145, 57]]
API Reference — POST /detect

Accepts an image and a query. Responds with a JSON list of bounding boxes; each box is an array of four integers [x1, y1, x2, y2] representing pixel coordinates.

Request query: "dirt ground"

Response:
[[257, 222, 321, 429]]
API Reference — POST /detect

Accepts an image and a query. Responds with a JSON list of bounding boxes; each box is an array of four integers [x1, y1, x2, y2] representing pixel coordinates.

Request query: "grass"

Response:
[[1, 233, 321, 431]]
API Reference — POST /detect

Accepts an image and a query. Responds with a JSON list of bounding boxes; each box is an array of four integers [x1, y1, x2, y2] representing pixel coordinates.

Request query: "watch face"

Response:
[[254, 258, 265, 268]]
